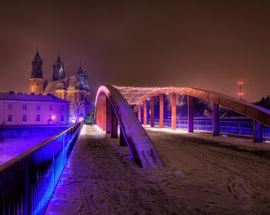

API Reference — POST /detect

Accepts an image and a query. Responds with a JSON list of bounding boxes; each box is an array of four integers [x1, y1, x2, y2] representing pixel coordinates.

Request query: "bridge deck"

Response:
[[45, 125, 270, 215], [45, 125, 180, 214]]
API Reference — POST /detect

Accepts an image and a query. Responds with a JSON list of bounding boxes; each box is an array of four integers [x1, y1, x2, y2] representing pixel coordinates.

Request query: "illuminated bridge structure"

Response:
[[95, 85, 163, 168], [95, 85, 270, 165]]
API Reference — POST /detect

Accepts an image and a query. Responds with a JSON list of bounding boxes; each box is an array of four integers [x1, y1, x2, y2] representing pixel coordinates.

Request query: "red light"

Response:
[[238, 81, 243, 85]]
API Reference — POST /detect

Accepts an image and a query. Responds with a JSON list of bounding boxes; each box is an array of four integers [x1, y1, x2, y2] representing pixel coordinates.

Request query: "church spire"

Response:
[[53, 56, 65, 81], [31, 50, 43, 78]]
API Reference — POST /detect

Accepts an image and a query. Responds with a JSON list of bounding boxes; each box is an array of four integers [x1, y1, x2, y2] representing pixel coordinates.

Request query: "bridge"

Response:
[[1, 84, 270, 214], [95, 85, 270, 168]]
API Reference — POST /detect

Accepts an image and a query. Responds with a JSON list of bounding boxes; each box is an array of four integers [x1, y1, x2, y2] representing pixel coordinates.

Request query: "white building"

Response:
[[0, 92, 70, 126]]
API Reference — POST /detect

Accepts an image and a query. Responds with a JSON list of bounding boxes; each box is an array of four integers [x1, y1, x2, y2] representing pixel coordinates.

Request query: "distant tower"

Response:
[[31, 50, 43, 78], [53, 56, 65, 81], [238, 81, 244, 100], [29, 50, 45, 94], [77, 64, 89, 90], [77, 65, 84, 84]]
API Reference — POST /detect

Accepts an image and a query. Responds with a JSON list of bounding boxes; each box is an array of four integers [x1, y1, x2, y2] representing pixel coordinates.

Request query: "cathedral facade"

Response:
[[29, 51, 92, 122]]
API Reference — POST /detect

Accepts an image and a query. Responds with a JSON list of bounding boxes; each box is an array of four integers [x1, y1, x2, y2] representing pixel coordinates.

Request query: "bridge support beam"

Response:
[[143, 101, 147, 126], [120, 126, 127, 146], [150, 97, 155, 127], [253, 120, 263, 143], [212, 103, 220, 136], [171, 93, 176, 129], [111, 107, 118, 138], [159, 95, 164, 128], [188, 95, 194, 133], [106, 97, 111, 134], [138, 105, 141, 123], [101, 95, 106, 131]]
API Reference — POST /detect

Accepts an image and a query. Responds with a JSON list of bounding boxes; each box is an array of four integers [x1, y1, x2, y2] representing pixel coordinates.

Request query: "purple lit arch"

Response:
[[95, 85, 163, 168]]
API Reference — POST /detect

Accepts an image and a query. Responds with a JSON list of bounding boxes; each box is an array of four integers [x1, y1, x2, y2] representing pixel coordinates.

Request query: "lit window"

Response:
[[49, 105, 53, 111], [36, 105, 40, 110], [8, 115, 12, 122], [36, 115, 40, 121], [22, 104, 27, 110], [61, 115, 64, 121], [8, 104, 13, 110], [22, 115, 27, 122]]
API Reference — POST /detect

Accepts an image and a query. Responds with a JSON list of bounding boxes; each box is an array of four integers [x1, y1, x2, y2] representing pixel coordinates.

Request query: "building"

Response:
[[29, 51, 92, 122], [0, 92, 70, 126]]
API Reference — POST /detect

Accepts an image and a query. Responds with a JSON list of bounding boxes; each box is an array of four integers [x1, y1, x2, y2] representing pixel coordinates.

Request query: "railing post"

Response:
[[253, 120, 263, 143], [171, 93, 176, 129], [188, 95, 194, 133], [159, 94, 164, 128], [212, 103, 220, 136], [150, 97, 155, 127]]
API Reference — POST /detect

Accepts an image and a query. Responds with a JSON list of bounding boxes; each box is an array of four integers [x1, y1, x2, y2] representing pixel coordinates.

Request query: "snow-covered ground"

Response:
[[0, 136, 52, 165], [45, 125, 270, 215]]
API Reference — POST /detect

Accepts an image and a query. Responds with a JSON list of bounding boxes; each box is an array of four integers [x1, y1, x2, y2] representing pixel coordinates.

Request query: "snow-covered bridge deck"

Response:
[[45, 125, 270, 215]]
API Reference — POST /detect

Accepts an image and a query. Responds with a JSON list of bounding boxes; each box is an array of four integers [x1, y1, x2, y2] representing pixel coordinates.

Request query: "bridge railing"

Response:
[[0, 122, 83, 215]]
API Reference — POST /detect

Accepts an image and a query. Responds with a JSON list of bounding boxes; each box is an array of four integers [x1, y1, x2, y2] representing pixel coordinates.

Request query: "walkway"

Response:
[[45, 125, 270, 215], [45, 125, 183, 215]]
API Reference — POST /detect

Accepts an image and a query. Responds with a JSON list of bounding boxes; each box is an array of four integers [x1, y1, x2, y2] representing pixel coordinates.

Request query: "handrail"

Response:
[[0, 122, 83, 215], [0, 123, 80, 173]]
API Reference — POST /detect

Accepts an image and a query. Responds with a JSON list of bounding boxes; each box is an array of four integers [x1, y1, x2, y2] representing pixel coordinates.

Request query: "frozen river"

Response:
[[0, 136, 52, 165], [0, 126, 68, 165]]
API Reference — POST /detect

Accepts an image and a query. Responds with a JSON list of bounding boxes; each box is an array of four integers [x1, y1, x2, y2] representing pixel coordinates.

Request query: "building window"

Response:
[[61, 115, 64, 121], [22, 104, 27, 110], [36, 115, 40, 122], [22, 115, 27, 122], [8, 104, 13, 110], [81, 95, 84, 101], [49, 105, 53, 111], [61, 105, 65, 111], [8, 115, 12, 122], [36, 105, 40, 110]]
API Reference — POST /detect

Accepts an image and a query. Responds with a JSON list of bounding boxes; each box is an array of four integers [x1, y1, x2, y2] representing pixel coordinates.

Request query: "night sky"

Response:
[[0, 0, 270, 101]]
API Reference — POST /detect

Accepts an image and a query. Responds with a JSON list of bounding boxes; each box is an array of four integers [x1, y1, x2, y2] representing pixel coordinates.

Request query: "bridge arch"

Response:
[[95, 84, 163, 168], [116, 86, 270, 143]]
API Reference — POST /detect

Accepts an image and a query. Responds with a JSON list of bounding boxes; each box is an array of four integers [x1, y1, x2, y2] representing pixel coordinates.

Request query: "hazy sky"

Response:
[[0, 0, 269, 101]]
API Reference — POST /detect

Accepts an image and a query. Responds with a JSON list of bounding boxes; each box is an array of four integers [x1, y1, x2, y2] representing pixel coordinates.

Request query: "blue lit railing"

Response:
[[0, 122, 83, 215], [158, 116, 270, 138]]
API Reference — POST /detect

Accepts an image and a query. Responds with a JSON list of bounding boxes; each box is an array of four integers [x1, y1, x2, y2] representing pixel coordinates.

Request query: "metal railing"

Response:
[[0, 122, 83, 215]]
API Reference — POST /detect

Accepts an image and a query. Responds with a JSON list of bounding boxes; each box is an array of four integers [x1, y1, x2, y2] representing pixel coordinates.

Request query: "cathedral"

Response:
[[29, 51, 92, 122]]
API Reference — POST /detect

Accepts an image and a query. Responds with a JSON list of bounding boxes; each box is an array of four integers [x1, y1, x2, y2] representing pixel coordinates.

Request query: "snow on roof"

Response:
[[0, 92, 69, 103]]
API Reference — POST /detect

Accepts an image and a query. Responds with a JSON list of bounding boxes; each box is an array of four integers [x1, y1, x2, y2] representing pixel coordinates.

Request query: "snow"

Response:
[[0, 136, 52, 165], [45, 125, 270, 215]]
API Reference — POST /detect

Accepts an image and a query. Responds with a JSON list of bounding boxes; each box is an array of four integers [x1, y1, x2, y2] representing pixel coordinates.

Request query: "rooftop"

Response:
[[0, 92, 69, 103]]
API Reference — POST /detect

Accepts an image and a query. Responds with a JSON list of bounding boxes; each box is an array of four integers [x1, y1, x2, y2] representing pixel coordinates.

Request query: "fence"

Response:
[[0, 122, 83, 215], [158, 117, 270, 139]]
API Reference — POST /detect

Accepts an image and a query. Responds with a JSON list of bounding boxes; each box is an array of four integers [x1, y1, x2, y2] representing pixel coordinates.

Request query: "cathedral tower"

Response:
[[29, 50, 45, 94], [53, 56, 65, 81]]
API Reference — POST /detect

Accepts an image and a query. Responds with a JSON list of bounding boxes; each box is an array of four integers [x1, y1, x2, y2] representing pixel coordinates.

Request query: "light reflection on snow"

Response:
[[144, 126, 188, 134]]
